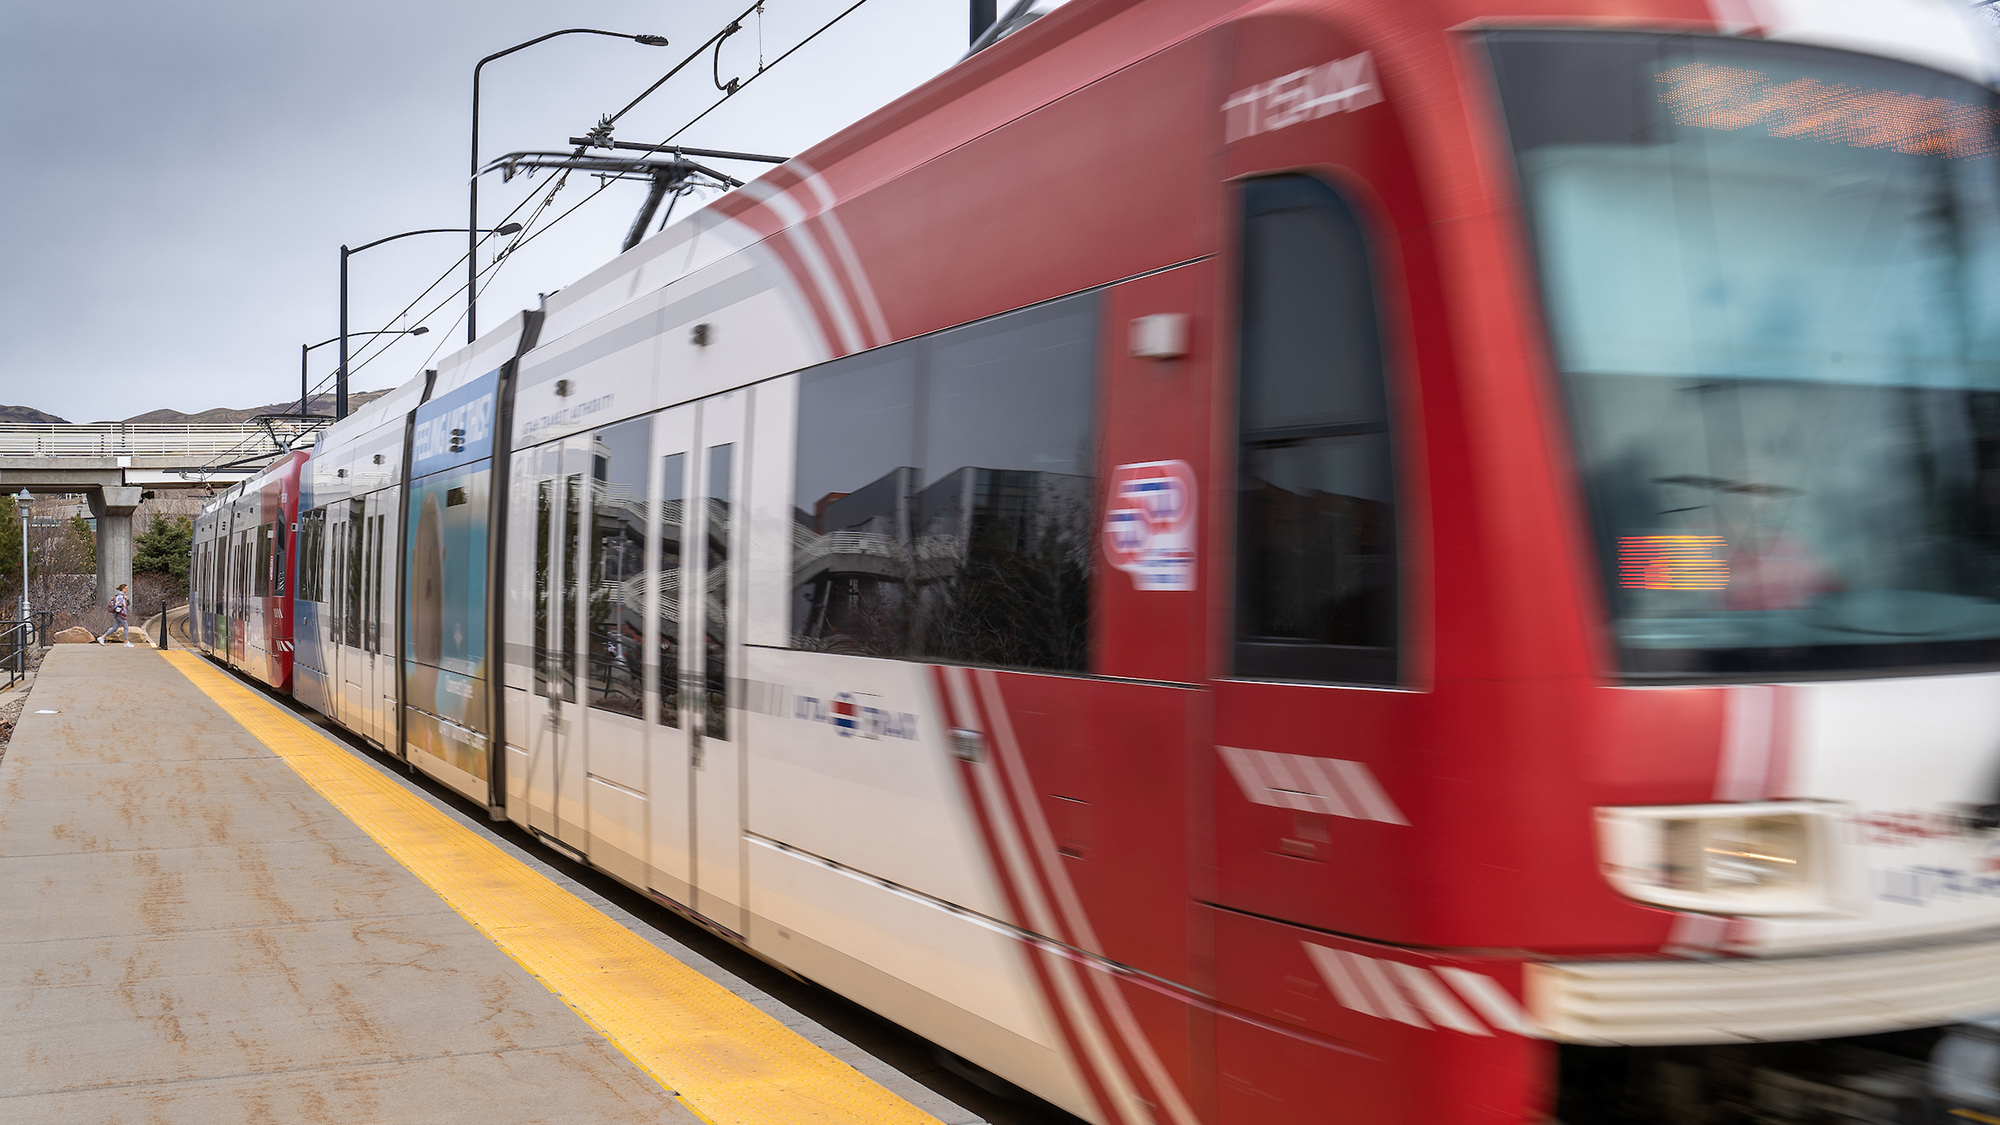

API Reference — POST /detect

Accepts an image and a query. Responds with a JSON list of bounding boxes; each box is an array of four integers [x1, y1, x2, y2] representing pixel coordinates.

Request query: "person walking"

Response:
[[98, 583, 133, 647]]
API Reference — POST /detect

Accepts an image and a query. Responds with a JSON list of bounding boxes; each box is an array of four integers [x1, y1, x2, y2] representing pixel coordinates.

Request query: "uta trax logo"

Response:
[[1104, 459, 1196, 591], [795, 691, 918, 741]]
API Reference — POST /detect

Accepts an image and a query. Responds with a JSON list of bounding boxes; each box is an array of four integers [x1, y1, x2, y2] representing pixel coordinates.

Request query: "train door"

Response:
[[577, 414, 656, 889], [356, 499, 373, 742], [1203, 29, 1444, 1114], [340, 498, 366, 730], [689, 395, 745, 932], [326, 504, 344, 719], [374, 496, 397, 753], [643, 407, 697, 904], [361, 492, 392, 748], [230, 514, 250, 667], [522, 435, 593, 849]]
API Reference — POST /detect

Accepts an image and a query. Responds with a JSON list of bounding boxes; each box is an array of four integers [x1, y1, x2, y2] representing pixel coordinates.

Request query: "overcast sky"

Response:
[[0, 1, 965, 423]]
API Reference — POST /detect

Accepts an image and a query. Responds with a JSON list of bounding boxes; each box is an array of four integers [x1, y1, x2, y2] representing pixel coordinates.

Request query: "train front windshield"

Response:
[[1486, 30, 2000, 677]]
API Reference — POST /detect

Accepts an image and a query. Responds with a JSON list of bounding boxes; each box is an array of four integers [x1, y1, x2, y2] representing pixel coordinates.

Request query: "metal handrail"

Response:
[[0, 617, 36, 691]]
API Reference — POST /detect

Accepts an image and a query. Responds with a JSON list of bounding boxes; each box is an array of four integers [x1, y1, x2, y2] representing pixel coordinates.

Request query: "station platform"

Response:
[[0, 646, 977, 1124]]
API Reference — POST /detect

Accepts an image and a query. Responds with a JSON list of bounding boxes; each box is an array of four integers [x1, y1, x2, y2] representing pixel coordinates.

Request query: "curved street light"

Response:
[[301, 328, 428, 421], [469, 29, 669, 343], [339, 224, 520, 419]]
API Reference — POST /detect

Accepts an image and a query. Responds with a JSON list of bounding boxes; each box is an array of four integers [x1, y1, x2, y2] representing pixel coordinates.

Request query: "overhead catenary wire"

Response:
[[195, 198, 553, 478], [327, 179, 561, 388], [658, 0, 873, 146], [287, 174, 559, 408], [303, 0, 884, 435]]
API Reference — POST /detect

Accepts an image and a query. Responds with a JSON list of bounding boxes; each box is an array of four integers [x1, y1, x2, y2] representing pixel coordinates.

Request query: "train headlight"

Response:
[[1597, 802, 1849, 916]]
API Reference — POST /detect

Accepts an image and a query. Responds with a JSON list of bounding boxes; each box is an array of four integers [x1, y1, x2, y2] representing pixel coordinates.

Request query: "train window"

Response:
[[1233, 175, 1399, 685], [361, 516, 371, 652], [792, 348, 920, 657], [329, 522, 341, 629], [916, 298, 1096, 671], [587, 417, 649, 718], [657, 453, 684, 728], [361, 515, 375, 654], [345, 501, 364, 649], [254, 523, 272, 598], [534, 480, 556, 698], [305, 508, 325, 602], [559, 475, 582, 702], [704, 444, 733, 740], [296, 512, 312, 601], [368, 513, 385, 653], [791, 292, 1098, 674]]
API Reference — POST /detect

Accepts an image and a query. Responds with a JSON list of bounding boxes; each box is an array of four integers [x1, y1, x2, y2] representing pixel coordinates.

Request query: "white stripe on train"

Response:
[[1303, 945, 1541, 1037]]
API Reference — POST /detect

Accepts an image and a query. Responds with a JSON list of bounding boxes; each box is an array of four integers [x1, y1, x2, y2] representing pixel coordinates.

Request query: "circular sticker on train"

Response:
[[1103, 459, 1196, 591]]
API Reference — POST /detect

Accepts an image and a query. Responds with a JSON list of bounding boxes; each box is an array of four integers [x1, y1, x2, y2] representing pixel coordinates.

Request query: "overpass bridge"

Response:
[[0, 420, 322, 604]]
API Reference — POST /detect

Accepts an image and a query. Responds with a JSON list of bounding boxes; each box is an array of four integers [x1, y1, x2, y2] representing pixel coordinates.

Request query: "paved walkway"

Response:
[[0, 647, 959, 1124]]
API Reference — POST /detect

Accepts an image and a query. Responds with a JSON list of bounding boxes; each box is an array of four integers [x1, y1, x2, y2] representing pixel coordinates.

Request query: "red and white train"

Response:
[[193, 0, 2000, 1120]]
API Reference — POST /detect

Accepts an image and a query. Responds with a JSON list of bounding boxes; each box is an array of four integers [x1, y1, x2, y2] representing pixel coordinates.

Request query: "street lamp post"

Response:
[[337, 226, 517, 419], [302, 329, 428, 422], [14, 489, 29, 629], [470, 29, 668, 344]]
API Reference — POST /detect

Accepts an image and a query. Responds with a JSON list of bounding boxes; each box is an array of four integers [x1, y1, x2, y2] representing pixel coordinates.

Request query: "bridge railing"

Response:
[[0, 423, 319, 457]]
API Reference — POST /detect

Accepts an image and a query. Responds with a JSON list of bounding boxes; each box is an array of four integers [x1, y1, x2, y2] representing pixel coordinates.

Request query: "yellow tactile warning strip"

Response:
[[160, 651, 945, 1125]]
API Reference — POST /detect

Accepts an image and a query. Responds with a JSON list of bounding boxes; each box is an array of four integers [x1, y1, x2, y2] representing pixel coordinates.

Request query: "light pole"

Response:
[[470, 29, 668, 343], [14, 489, 29, 628], [339, 226, 517, 419], [302, 329, 428, 421]]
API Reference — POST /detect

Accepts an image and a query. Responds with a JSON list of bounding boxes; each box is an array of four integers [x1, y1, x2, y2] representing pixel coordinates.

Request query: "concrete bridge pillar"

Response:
[[89, 486, 143, 610]]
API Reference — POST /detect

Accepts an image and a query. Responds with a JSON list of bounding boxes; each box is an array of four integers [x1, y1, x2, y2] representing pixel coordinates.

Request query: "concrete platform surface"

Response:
[[0, 647, 959, 1125], [0, 646, 689, 1123]]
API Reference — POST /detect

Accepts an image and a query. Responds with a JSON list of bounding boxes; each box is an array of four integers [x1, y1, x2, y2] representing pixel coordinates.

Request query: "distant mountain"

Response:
[[0, 404, 69, 423], [117, 389, 393, 425], [1, 390, 397, 426]]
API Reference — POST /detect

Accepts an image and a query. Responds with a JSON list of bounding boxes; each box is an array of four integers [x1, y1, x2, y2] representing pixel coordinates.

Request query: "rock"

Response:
[[52, 626, 94, 644]]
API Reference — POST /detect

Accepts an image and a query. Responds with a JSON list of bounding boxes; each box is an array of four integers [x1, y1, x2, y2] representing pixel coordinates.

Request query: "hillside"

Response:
[[118, 388, 394, 424], [0, 390, 397, 426], [0, 404, 69, 423]]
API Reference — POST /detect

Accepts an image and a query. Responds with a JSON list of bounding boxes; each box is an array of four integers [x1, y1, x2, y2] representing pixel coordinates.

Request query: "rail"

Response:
[[0, 422, 323, 456], [0, 617, 39, 691]]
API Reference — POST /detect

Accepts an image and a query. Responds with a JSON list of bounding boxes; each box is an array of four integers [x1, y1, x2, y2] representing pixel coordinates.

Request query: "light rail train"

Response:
[[192, 0, 2000, 1120]]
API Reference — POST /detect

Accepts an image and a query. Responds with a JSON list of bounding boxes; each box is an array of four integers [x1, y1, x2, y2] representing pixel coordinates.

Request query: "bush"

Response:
[[134, 513, 193, 593]]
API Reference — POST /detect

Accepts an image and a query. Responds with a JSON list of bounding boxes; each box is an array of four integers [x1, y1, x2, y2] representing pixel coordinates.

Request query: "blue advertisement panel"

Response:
[[405, 375, 499, 782], [411, 369, 499, 480]]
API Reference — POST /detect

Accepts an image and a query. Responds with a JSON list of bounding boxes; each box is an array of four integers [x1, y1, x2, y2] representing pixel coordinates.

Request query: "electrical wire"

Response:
[[656, 0, 875, 146], [598, 0, 768, 130], [285, 0, 886, 448], [462, 0, 880, 300], [324, 177, 558, 387]]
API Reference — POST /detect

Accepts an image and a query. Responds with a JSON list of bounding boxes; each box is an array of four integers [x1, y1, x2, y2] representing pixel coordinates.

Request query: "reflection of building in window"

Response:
[[656, 453, 685, 730], [788, 290, 1098, 675], [587, 419, 650, 719], [793, 466, 911, 657], [792, 463, 1092, 672], [587, 486, 647, 717]]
